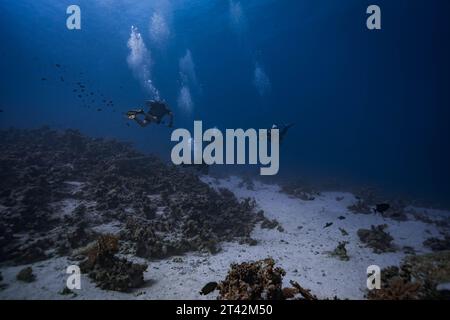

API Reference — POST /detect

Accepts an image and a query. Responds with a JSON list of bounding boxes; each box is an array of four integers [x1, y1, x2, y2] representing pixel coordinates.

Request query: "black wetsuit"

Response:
[[268, 123, 294, 143], [132, 100, 174, 128]]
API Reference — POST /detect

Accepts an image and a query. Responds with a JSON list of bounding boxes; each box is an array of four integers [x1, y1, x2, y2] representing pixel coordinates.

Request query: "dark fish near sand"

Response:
[[200, 282, 217, 295], [375, 203, 390, 213]]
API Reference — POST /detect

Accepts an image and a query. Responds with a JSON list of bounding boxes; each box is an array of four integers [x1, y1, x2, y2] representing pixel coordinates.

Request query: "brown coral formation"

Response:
[[217, 258, 286, 300], [16, 266, 35, 283], [79, 235, 147, 292], [357, 224, 396, 253], [367, 251, 450, 300], [211, 258, 316, 300]]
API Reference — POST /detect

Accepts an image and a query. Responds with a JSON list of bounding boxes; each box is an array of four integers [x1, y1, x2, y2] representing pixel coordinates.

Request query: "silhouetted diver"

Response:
[[127, 100, 174, 128], [268, 123, 294, 143]]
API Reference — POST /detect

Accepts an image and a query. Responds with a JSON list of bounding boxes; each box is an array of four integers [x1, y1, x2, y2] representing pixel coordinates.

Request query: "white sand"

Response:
[[0, 176, 448, 300]]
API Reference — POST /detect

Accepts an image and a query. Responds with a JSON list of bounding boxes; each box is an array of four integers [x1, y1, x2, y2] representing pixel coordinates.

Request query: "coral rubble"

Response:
[[329, 241, 350, 261], [0, 128, 272, 266], [348, 189, 407, 221], [280, 181, 320, 201], [357, 224, 396, 253], [367, 251, 450, 300], [16, 267, 35, 283], [423, 236, 450, 252], [79, 235, 147, 292]]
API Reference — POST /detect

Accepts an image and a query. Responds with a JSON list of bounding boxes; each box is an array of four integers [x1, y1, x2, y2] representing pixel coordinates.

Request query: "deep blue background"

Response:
[[0, 1, 449, 205]]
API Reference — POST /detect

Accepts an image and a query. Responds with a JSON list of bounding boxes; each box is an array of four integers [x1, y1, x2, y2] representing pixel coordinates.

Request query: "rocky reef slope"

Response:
[[0, 127, 273, 271]]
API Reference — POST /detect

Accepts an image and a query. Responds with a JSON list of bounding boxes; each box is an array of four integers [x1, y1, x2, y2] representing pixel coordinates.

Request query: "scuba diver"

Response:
[[268, 123, 294, 144], [127, 100, 174, 128]]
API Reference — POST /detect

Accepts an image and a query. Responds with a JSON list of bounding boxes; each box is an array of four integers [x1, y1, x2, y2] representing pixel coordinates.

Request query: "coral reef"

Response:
[[217, 258, 286, 300], [367, 251, 450, 300], [0, 128, 272, 265], [367, 266, 421, 300], [348, 200, 372, 215], [121, 189, 266, 258], [329, 241, 350, 261], [357, 224, 396, 253], [423, 236, 450, 252], [348, 188, 408, 220], [379, 203, 408, 221], [16, 267, 35, 283], [260, 217, 282, 230], [204, 258, 317, 300], [79, 235, 147, 292]]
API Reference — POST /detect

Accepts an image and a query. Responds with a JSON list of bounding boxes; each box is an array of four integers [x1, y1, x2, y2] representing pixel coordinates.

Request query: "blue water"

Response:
[[1, 0, 449, 205]]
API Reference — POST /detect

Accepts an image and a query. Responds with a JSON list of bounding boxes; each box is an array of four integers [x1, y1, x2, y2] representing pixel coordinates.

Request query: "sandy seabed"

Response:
[[0, 176, 448, 300]]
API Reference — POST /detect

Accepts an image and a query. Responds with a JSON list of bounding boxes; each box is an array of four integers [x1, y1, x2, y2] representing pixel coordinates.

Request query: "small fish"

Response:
[[338, 216, 346, 220], [41, 77, 47, 81], [375, 203, 390, 213], [77, 95, 82, 98], [97, 108, 102, 112], [55, 63, 61, 68], [199, 282, 218, 295], [323, 222, 333, 229]]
